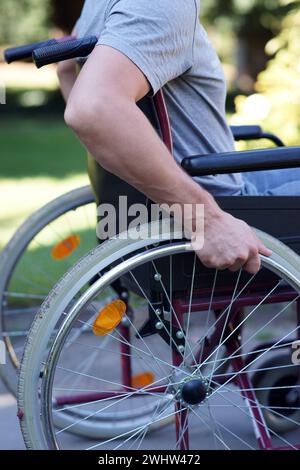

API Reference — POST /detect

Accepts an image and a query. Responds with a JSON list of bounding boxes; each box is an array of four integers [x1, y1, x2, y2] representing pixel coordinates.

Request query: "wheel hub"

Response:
[[169, 368, 210, 405], [181, 379, 208, 405]]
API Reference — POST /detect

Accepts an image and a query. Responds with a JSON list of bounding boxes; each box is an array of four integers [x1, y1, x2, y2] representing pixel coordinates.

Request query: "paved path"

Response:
[[0, 382, 25, 450]]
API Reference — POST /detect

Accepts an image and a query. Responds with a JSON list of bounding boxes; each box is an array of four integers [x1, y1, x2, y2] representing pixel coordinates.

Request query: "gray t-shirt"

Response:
[[76, 0, 245, 195]]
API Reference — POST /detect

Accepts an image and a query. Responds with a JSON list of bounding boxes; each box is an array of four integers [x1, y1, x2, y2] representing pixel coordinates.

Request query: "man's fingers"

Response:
[[243, 254, 261, 274], [229, 261, 245, 272], [256, 238, 273, 257]]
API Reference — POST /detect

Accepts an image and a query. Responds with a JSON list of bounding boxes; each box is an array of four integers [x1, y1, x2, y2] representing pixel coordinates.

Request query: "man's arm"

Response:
[[57, 58, 77, 102], [65, 45, 271, 274]]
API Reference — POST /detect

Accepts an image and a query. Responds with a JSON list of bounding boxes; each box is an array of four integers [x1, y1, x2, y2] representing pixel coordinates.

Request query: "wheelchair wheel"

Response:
[[252, 353, 300, 434], [0, 186, 96, 395], [18, 221, 300, 449]]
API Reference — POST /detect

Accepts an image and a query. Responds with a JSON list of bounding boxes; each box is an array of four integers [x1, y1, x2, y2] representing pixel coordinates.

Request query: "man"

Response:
[[58, 0, 273, 274]]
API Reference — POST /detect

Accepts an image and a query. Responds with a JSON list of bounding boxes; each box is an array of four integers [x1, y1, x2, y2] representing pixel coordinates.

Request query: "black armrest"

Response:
[[230, 125, 284, 147], [181, 146, 300, 177]]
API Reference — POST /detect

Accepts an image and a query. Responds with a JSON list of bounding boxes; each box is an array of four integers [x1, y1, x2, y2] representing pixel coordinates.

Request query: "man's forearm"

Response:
[[57, 60, 78, 102], [57, 26, 78, 103], [59, 74, 76, 103]]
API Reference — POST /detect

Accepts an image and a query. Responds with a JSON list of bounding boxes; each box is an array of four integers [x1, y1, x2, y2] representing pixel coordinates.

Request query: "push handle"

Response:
[[33, 36, 98, 68], [4, 39, 59, 63]]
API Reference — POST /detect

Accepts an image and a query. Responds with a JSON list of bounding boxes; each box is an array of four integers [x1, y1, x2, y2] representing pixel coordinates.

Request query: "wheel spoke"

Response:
[[207, 294, 299, 378], [199, 279, 283, 377], [207, 269, 242, 387], [211, 379, 299, 450], [189, 406, 255, 450]]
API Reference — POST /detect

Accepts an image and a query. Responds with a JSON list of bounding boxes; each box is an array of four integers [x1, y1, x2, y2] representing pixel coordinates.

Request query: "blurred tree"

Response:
[[0, 0, 83, 45], [51, 0, 84, 33], [233, 8, 300, 145], [0, 0, 50, 44], [202, 0, 299, 90]]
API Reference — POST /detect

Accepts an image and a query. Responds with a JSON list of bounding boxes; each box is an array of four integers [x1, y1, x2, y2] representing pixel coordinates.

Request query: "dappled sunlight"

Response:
[[7, 225, 97, 306], [0, 62, 58, 91], [0, 175, 90, 249]]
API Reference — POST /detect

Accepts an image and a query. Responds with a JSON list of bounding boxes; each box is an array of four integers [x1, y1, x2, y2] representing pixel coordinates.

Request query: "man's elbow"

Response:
[[65, 96, 90, 136], [64, 91, 126, 173], [64, 91, 115, 140]]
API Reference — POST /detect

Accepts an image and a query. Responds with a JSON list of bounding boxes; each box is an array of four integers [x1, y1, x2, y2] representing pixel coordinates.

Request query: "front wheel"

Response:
[[18, 221, 300, 449]]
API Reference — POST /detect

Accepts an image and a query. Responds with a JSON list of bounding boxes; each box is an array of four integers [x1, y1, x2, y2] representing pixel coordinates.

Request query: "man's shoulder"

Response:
[[104, 0, 198, 44], [108, 0, 197, 20]]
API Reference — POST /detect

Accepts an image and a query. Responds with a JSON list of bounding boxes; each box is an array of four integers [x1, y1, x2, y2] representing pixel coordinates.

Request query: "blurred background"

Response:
[[0, 0, 299, 249]]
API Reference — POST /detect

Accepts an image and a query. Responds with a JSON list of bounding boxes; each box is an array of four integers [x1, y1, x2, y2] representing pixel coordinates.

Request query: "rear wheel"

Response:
[[0, 186, 96, 395]]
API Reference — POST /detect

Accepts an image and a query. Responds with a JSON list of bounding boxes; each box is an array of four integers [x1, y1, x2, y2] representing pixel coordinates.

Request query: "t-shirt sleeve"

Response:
[[74, 17, 81, 36], [97, 0, 197, 95]]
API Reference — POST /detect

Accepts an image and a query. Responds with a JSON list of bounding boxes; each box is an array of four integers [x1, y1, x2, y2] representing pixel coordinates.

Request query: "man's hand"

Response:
[[193, 205, 272, 274]]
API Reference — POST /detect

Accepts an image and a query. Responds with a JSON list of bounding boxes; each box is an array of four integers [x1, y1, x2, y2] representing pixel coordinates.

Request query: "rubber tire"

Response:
[[18, 223, 300, 448]]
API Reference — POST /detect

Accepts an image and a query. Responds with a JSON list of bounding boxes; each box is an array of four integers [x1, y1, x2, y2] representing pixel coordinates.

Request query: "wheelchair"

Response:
[[0, 41, 287, 398], [0, 112, 282, 401], [4, 37, 300, 450]]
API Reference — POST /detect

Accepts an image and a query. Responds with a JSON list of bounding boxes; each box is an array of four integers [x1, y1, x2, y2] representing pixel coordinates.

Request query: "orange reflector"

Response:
[[93, 300, 127, 336], [132, 372, 155, 389], [52, 235, 80, 260]]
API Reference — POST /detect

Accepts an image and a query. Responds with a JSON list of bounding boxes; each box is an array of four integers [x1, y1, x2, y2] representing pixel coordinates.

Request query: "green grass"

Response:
[[0, 116, 87, 180], [0, 115, 95, 306], [0, 115, 90, 248]]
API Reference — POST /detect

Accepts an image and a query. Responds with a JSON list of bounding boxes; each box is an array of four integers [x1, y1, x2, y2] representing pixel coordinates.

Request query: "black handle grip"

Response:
[[230, 125, 263, 141], [4, 39, 59, 63], [33, 36, 98, 68]]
